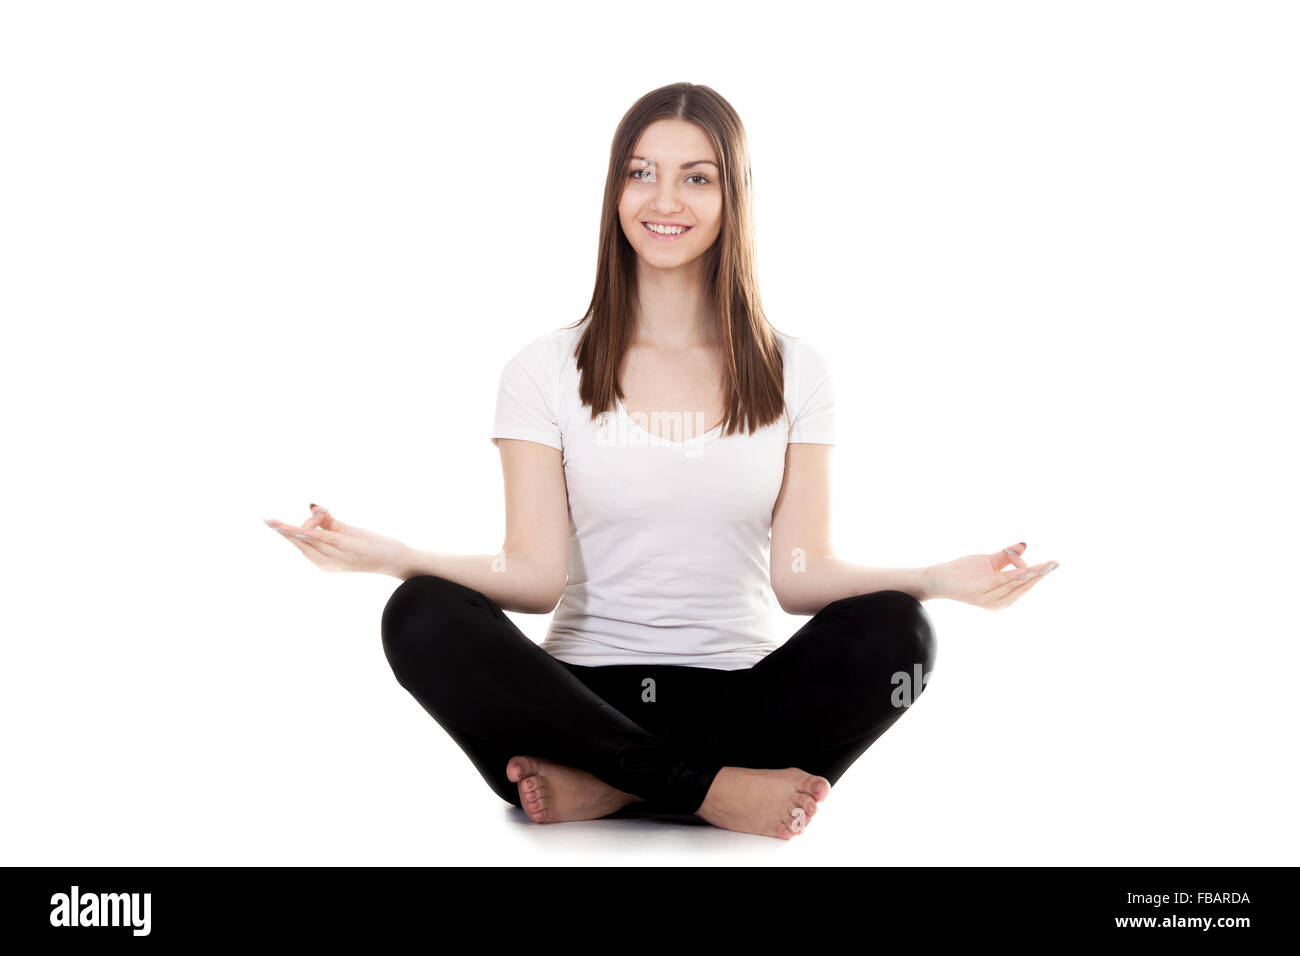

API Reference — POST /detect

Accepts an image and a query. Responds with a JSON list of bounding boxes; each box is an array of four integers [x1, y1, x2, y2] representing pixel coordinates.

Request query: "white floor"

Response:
[[8, 583, 1299, 865]]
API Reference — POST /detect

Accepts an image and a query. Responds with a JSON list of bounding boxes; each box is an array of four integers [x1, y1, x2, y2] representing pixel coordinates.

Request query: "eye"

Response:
[[628, 170, 713, 184]]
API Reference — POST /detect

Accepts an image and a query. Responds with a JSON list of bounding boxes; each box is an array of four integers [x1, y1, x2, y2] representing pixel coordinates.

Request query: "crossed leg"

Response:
[[597, 589, 939, 831], [709, 589, 939, 786], [381, 574, 723, 814], [380, 576, 936, 838]]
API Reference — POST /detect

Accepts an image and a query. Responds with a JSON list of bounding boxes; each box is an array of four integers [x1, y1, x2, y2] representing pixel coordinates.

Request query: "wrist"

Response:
[[386, 543, 416, 580], [918, 565, 939, 602]]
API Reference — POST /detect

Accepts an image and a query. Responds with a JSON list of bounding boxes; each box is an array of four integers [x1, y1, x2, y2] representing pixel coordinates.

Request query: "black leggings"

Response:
[[380, 574, 938, 815]]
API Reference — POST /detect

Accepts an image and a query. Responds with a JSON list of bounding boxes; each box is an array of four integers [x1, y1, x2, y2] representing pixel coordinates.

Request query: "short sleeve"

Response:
[[788, 337, 836, 444], [490, 336, 563, 451]]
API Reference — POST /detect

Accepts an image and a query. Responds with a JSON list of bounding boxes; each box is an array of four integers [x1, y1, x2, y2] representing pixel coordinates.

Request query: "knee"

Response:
[[882, 590, 936, 672], [835, 589, 938, 677], [379, 575, 465, 678]]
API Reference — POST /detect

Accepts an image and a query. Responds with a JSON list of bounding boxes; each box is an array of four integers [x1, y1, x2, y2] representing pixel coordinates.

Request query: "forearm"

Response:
[[390, 546, 564, 614], [773, 554, 934, 615]]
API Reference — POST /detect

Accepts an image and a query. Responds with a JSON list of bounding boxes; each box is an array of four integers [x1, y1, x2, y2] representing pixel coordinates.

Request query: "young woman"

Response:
[[264, 83, 1060, 840]]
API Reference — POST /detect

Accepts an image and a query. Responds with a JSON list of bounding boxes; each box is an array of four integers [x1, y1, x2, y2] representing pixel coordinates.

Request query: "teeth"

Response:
[[645, 222, 686, 235]]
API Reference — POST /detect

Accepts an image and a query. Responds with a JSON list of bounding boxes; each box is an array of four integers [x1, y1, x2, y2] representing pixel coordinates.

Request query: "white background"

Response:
[[2, 0, 1296, 865]]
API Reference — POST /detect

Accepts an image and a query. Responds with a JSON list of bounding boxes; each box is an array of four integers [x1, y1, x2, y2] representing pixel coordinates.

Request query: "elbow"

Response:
[[777, 595, 816, 616], [520, 593, 560, 615], [771, 578, 793, 616], [535, 572, 567, 614], [773, 575, 815, 616], [502, 550, 566, 613]]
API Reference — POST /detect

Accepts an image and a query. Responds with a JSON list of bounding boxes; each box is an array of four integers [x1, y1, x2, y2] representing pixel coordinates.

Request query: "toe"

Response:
[[800, 774, 831, 801], [507, 756, 540, 782]]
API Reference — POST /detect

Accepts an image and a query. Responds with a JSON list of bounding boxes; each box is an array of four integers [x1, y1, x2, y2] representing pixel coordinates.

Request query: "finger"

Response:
[[993, 561, 1055, 590], [300, 509, 325, 530], [308, 504, 347, 533], [299, 526, 346, 550], [290, 533, 348, 570], [987, 573, 1037, 605], [265, 517, 336, 559], [292, 528, 349, 562], [265, 517, 309, 540], [995, 542, 1028, 571], [989, 571, 1051, 608], [290, 536, 333, 569], [268, 515, 344, 557], [265, 519, 332, 568], [292, 528, 353, 564], [989, 560, 1058, 592], [300, 504, 330, 531]]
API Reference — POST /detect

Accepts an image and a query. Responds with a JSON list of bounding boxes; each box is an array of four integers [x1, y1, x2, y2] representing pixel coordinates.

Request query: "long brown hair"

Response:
[[564, 82, 791, 438]]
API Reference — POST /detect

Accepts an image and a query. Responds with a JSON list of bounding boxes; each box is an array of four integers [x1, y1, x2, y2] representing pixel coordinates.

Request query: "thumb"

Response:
[[306, 503, 345, 532], [995, 542, 1028, 571]]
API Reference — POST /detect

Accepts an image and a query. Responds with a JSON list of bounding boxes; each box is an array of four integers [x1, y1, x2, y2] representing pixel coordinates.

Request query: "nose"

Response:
[[651, 179, 685, 214]]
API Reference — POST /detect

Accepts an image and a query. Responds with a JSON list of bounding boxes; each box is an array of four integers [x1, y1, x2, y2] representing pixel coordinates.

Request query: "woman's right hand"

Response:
[[264, 504, 408, 576]]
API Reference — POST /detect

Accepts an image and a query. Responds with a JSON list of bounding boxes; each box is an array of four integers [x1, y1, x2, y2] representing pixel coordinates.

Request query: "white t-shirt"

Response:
[[489, 320, 836, 669]]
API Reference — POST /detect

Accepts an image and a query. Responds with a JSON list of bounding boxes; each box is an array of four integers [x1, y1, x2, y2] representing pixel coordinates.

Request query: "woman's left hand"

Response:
[[923, 542, 1059, 609]]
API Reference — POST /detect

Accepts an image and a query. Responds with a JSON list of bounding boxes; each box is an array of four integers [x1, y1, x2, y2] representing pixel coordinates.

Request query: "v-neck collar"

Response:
[[614, 397, 725, 448]]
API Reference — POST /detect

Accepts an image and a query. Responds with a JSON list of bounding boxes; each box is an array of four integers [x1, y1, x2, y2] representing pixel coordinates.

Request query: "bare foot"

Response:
[[506, 755, 644, 823], [695, 766, 829, 840]]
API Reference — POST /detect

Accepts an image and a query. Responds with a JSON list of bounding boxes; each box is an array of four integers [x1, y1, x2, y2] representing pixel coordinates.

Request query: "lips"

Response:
[[642, 222, 692, 241]]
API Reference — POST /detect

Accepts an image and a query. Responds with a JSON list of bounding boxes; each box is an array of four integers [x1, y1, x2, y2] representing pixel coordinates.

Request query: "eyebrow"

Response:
[[631, 155, 719, 170]]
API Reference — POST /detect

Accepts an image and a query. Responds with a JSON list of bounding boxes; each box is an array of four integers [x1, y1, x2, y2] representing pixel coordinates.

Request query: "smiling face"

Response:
[[618, 118, 723, 270]]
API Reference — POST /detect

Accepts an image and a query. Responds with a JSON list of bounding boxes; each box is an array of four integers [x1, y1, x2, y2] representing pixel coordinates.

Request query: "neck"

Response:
[[632, 256, 716, 348]]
